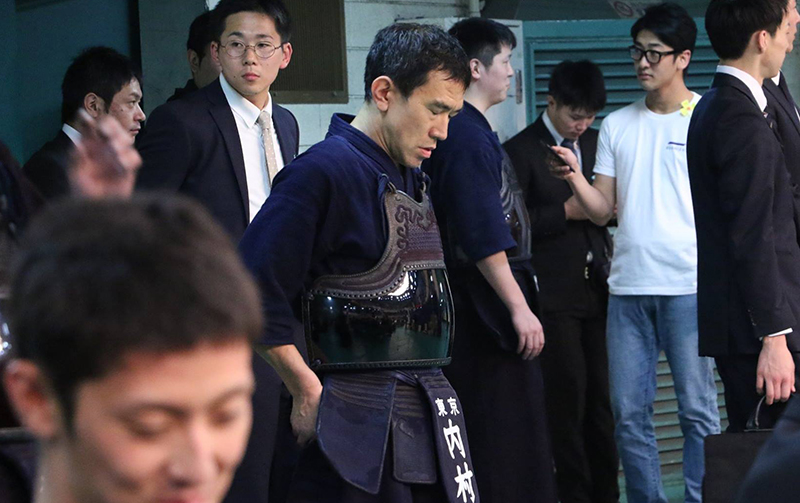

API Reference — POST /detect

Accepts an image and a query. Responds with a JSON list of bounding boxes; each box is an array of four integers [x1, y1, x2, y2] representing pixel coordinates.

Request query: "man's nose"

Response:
[[135, 104, 146, 122], [243, 45, 258, 64], [167, 425, 217, 487], [431, 117, 449, 142]]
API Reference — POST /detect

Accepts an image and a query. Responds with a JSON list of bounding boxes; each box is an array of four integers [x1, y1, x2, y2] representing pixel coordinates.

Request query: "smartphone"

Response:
[[539, 139, 574, 173]]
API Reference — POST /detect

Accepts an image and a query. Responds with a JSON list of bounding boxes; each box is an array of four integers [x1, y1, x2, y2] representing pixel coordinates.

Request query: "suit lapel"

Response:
[[272, 105, 297, 164], [532, 116, 556, 146], [206, 80, 250, 223], [765, 77, 800, 139]]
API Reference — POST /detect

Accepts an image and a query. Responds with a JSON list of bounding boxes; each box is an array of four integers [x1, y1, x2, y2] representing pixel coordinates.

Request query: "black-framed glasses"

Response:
[[220, 41, 283, 59], [628, 45, 679, 64]]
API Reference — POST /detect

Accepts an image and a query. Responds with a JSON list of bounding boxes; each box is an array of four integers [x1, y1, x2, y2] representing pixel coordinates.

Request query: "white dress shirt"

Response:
[[62, 123, 82, 145], [219, 73, 285, 222], [543, 109, 583, 169], [716, 65, 768, 111]]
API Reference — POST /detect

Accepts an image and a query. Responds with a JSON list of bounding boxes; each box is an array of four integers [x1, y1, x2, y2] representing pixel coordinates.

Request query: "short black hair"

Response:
[[706, 0, 788, 60], [187, 11, 216, 61], [211, 0, 292, 44], [631, 3, 697, 57], [448, 17, 517, 68], [61, 46, 142, 124], [8, 196, 263, 425], [548, 60, 607, 113], [364, 23, 470, 101]]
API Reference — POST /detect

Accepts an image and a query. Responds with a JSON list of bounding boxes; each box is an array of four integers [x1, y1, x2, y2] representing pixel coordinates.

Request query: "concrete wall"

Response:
[[14, 0, 131, 164], [283, 0, 470, 151]]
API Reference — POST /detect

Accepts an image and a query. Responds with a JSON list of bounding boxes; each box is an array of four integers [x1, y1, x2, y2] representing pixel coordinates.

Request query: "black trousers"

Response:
[[223, 354, 283, 503], [539, 293, 619, 503], [715, 353, 800, 432], [444, 296, 557, 503]]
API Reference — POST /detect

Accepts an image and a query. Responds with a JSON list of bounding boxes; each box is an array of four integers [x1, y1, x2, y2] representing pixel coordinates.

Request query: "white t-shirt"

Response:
[[594, 93, 700, 296]]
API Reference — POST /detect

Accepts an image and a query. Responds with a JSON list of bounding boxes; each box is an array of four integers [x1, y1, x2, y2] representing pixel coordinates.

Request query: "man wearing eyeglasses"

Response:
[[549, 3, 720, 503], [136, 0, 298, 242], [136, 3, 298, 503]]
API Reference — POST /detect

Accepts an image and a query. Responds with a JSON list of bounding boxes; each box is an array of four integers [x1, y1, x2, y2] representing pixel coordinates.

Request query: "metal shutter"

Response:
[[521, 19, 726, 501]]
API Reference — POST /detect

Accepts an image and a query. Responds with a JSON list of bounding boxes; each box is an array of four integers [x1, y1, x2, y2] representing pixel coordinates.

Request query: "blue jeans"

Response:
[[607, 294, 720, 503]]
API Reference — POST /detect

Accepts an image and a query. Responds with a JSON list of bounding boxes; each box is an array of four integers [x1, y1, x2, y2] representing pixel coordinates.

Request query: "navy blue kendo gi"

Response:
[[422, 102, 558, 503], [240, 114, 480, 503]]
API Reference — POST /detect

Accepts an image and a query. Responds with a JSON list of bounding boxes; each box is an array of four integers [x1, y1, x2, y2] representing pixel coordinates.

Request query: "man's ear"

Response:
[[755, 30, 769, 54], [188, 49, 201, 77], [3, 360, 61, 439], [370, 76, 395, 113], [469, 58, 483, 81], [210, 41, 222, 66], [546, 95, 556, 109], [278, 42, 293, 70], [677, 49, 692, 71], [83, 93, 104, 119]]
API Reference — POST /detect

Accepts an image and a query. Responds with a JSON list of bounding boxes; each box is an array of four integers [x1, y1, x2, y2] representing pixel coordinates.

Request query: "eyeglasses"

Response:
[[220, 41, 283, 59], [628, 45, 679, 64]]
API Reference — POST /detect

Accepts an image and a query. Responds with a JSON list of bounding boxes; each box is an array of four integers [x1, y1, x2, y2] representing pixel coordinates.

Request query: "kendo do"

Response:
[[240, 23, 483, 503]]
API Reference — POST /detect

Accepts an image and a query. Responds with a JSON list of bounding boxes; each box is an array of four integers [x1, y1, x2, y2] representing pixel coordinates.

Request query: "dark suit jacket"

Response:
[[687, 72, 800, 356], [764, 73, 800, 246], [764, 74, 800, 181], [135, 78, 299, 241], [21, 130, 74, 200], [503, 115, 610, 314], [167, 78, 199, 102]]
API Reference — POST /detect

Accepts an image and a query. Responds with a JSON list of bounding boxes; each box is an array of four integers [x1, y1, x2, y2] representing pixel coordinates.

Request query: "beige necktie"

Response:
[[257, 109, 279, 186]]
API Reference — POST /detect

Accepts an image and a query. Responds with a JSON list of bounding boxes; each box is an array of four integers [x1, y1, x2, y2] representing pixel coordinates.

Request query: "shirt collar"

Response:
[[542, 109, 570, 147], [61, 123, 81, 144], [219, 73, 273, 127], [717, 65, 768, 111], [771, 72, 782, 86]]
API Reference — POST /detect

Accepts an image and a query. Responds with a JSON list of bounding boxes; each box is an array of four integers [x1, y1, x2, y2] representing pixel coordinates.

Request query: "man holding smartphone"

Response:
[[549, 4, 720, 503], [504, 60, 619, 503]]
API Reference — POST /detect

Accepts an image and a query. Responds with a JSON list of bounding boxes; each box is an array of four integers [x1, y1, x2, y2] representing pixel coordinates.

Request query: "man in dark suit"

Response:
[[137, 0, 298, 242], [137, 3, 298, 503], [764, 71, 800, 247], [687, 0, 800, 432], [504, 59, 619, 503], [23, 47, 145, 200], [167, 11, 221, 103], [764, 72, 800, 181]]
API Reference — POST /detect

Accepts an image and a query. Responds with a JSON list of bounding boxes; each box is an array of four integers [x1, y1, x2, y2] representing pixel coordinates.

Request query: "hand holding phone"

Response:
[[539, 139, 574, 173]]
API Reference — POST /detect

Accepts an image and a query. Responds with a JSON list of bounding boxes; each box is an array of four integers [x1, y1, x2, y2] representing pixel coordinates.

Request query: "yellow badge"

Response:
[[680, 99, 696, 117]]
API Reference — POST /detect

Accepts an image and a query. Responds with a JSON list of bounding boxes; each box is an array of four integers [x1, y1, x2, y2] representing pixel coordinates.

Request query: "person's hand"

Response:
[[757, 335, 796, 405], [548, 145, 580, 180], [511, 304, 545, 360], [564, 195, 588, 221], [290, 381, 323, 445], [70, 111, 141, 198]]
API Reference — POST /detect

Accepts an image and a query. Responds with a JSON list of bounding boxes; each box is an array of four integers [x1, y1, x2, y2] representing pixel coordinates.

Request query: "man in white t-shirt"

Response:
[[550, 4, 720, 503]]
